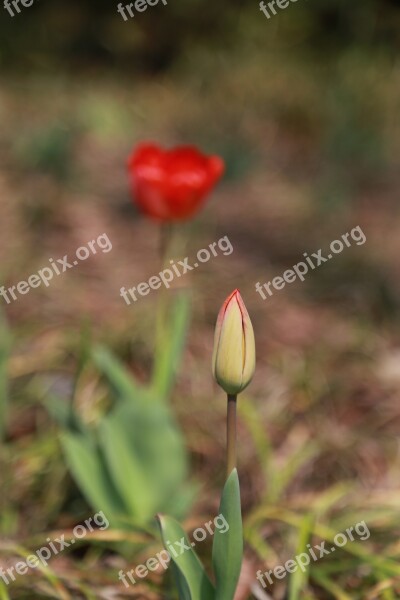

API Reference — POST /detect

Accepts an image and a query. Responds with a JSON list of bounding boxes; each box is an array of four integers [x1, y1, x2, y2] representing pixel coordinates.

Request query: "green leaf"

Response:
[[56, 362, 192, 529], [163, 483, 199, 521], [92, 345, 150, 403], [60, 431, 128, 528], [42, 392, 86, 434], [212, 469, 243, 600], [99, 415, 155, 524], [102, 401, 190, 522], [157, 514, 215, 600], [0, 580, 10, 600], [152, 291, 190, 399], [288, 513, 314, 600]]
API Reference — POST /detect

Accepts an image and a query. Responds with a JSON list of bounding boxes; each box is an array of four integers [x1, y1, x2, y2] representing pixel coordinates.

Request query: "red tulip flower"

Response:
[[127, 143, 225, 221]]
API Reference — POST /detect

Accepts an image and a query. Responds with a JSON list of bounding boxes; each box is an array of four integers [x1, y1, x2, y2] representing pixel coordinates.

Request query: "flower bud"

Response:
[[212, 290, 256, 395]]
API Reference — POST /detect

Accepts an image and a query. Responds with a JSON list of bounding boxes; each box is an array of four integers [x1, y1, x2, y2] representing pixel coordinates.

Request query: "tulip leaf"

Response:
[[92, 345, 151, 403], [163, 483, 199, 522], [42, 391, 87, 435], [212, 468, 243, 600], [60, 431, 128, 528], [55, 356, 192, 530], [99, 416, 156, 524], [157, 515, 215, 600], [103, 401, 190, 522]]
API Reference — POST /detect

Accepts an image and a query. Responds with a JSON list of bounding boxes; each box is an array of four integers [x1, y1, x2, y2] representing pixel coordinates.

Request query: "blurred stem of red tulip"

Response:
[[159, 223, 173, 263], [153, 223, 189, 400]]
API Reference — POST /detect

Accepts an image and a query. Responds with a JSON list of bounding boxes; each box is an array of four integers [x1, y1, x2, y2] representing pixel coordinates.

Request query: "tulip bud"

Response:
[[212, 290, 256, 395]]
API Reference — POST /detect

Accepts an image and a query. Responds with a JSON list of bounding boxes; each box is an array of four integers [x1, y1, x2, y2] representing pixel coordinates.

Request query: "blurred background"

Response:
[[1, 0, 400, 598]]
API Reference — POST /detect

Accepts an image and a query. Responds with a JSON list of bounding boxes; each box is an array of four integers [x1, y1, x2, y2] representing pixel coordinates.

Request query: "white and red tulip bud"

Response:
[[212, 290, 256, 395]]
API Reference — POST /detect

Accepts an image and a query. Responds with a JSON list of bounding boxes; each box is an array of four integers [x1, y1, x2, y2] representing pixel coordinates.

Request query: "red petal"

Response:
[[127, 143, 224, 221]]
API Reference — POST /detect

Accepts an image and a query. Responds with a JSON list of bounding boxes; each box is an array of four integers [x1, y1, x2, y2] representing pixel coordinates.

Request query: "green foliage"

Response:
[[157, 515, 215, 600], [152, 291, 191, 399], [0, 581, 10, 600], [12, 122, 75, 180], [288, 514, 314, 600], [60, 430, 129, 528], [158, 469, 243, 600], [0, 0, 398, 72], [212, 469, 243, 600], [48, 294, 193, 531]]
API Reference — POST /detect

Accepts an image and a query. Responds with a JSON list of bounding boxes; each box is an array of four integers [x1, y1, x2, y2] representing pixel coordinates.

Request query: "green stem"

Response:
[[159, 223, 173, 267], [153, 224, 173, 397], [226, 394, 237, 478]]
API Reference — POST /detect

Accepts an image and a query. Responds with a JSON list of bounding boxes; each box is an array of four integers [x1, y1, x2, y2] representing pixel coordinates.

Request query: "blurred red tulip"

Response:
[[127, 143, 224, 221]]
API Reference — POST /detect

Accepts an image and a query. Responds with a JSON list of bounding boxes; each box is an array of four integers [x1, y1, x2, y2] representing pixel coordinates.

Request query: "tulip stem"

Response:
[[226, 394, 237, 478], [159, 223, 173, 265]]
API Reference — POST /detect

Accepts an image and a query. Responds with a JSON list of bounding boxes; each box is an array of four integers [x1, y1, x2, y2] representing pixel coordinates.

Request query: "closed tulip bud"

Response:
[[212, 289, 256, 395]]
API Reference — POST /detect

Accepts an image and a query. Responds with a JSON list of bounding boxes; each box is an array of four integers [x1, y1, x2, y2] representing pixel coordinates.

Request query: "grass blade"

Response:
[[288, 513, 314, 600]]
